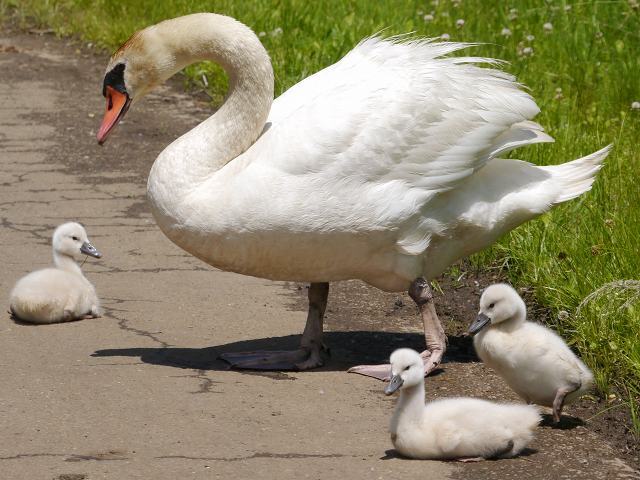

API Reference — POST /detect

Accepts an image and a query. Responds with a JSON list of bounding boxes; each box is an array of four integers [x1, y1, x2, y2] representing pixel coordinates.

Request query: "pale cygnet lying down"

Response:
[[9, 222, 103, 324], [469, 283, 594, 423], [385, 348, 540, 460]]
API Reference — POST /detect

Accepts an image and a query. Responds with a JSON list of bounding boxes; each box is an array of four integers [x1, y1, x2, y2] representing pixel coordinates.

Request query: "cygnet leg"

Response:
[[348, 277, 447, 381], [220, 282, 329, 371], [552, 384, 579, 424]]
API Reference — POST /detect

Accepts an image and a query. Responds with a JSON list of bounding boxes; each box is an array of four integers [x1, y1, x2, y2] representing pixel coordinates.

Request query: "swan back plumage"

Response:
[[263, 37, 547, 191]]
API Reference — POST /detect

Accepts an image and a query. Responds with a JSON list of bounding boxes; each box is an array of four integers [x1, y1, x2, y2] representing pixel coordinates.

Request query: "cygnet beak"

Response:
[[468, 312, 491, 335], [80, 241, 102, 258], [384, 374, 404, 395]]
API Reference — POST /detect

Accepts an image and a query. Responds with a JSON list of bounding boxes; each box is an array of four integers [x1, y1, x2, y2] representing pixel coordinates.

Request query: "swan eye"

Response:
[[489, 303, 495, 308], [403, 365, 411, 371], [72, 236, 79, 241]]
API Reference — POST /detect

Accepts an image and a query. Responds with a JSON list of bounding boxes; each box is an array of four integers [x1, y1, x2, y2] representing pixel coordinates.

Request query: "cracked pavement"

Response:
[[1, 28, 638, 480]]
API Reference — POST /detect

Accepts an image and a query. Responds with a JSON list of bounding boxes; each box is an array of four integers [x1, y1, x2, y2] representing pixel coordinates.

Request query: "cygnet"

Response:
[[469, 283, 593, 423], [9, 222, 102, 324], [385, 348, 540, 460]]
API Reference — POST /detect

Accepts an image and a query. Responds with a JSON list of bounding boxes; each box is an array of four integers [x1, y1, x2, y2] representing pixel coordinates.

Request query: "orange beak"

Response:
[[97, 85, 131, 145]]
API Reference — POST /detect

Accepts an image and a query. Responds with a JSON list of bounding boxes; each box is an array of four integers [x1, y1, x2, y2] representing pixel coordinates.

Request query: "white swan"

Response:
[[9, 222, 102, 324], [385, 348, 540, 460], [468, 283, 594, 423], [96, 13, 610, 377]]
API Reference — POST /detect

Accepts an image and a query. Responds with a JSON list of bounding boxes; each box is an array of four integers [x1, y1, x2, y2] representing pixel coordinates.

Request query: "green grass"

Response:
[[2, 0, 639, 429]]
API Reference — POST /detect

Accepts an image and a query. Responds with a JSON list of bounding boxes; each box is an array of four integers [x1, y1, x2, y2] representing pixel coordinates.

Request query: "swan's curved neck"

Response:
[[53, 252, 82, 275], [147, 14, 274, 197]]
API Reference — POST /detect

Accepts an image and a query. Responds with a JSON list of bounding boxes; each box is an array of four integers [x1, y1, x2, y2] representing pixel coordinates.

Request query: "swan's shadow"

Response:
[[92, 331, 477, 374], [540, 413, 585, 430]]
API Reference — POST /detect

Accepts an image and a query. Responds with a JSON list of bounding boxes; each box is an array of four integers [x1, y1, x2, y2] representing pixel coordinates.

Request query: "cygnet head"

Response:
[[384, 348, 425, 395], [52, 222, 102, 260], [468, 283, 526, 335]]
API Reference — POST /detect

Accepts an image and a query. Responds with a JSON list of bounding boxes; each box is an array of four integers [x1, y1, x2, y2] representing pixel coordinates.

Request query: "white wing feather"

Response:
[[260, 37, 552, 194]]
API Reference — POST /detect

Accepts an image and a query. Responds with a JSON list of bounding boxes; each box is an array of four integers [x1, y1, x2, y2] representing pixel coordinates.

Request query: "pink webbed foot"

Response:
[[348, 350, 439, 381], [221, 282, 330, 372], [349, 278, 446, 381], [220, 348, 325, 371]]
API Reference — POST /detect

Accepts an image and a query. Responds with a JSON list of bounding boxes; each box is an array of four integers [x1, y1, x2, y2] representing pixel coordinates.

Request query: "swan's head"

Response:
[[468, 283, 526, 334], [53, 222, 102, 259], [97, 25, 168, 144], [384, 348, 425, 395]]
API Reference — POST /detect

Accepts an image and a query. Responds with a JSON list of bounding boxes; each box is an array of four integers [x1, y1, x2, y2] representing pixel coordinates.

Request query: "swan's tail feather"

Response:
[[487, 120, 555, 160], [540, 144, 611, 203]]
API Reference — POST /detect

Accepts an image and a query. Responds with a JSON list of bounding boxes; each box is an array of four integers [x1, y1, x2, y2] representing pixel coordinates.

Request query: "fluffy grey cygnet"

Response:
[[9, 222, 102, 324], [469, 283, 594, 423], [385, 348, 540, 460]]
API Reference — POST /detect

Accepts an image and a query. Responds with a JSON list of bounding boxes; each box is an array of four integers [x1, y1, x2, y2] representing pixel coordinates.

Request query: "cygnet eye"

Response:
[[72, 236, 79, 241], [403, 365, 411, 371], [489, 302, 495, 308]]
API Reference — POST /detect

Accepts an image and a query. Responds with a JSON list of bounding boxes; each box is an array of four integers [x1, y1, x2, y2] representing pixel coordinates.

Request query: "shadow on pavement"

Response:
[[92, 331, 477, 373]]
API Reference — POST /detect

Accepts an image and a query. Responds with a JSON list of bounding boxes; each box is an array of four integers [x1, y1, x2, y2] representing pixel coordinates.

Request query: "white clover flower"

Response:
[[526, 34, 535, 42], [456, 19, 465, 28], [258, 31, 266, 38], [423, 13, 435, 22], [508, 8, 518, 20], [271, 27, 283, 37], [417, 9, 424, 16], [452, 0, 461, 6], [554, 87, 563, 100], [564, 5, 572, 11], [632, 101, 640, 110], [543, 22, 553, 32], [501, 27, 512, 37], [441, 33, 451, 41], [522, 46, 533, 56]]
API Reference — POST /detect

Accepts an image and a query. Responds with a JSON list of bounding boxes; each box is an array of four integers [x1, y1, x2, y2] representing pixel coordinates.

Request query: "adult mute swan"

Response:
[[96, 13, 610, 378], [469, 284, 594, 423], [10, 222, 102, 324], [385, 348, 540, 460]]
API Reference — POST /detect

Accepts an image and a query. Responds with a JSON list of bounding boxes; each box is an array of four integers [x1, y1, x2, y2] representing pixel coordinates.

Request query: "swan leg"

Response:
[[219, 282, 329, 371], [409, 278, 447, 376], [348, 277, 447, 381]]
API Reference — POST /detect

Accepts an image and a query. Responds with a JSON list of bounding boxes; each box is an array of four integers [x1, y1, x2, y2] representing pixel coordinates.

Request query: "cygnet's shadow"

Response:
[[92, 331, 477, 374], [380, 447, 538, 461], [7, 310, 87, 326]]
